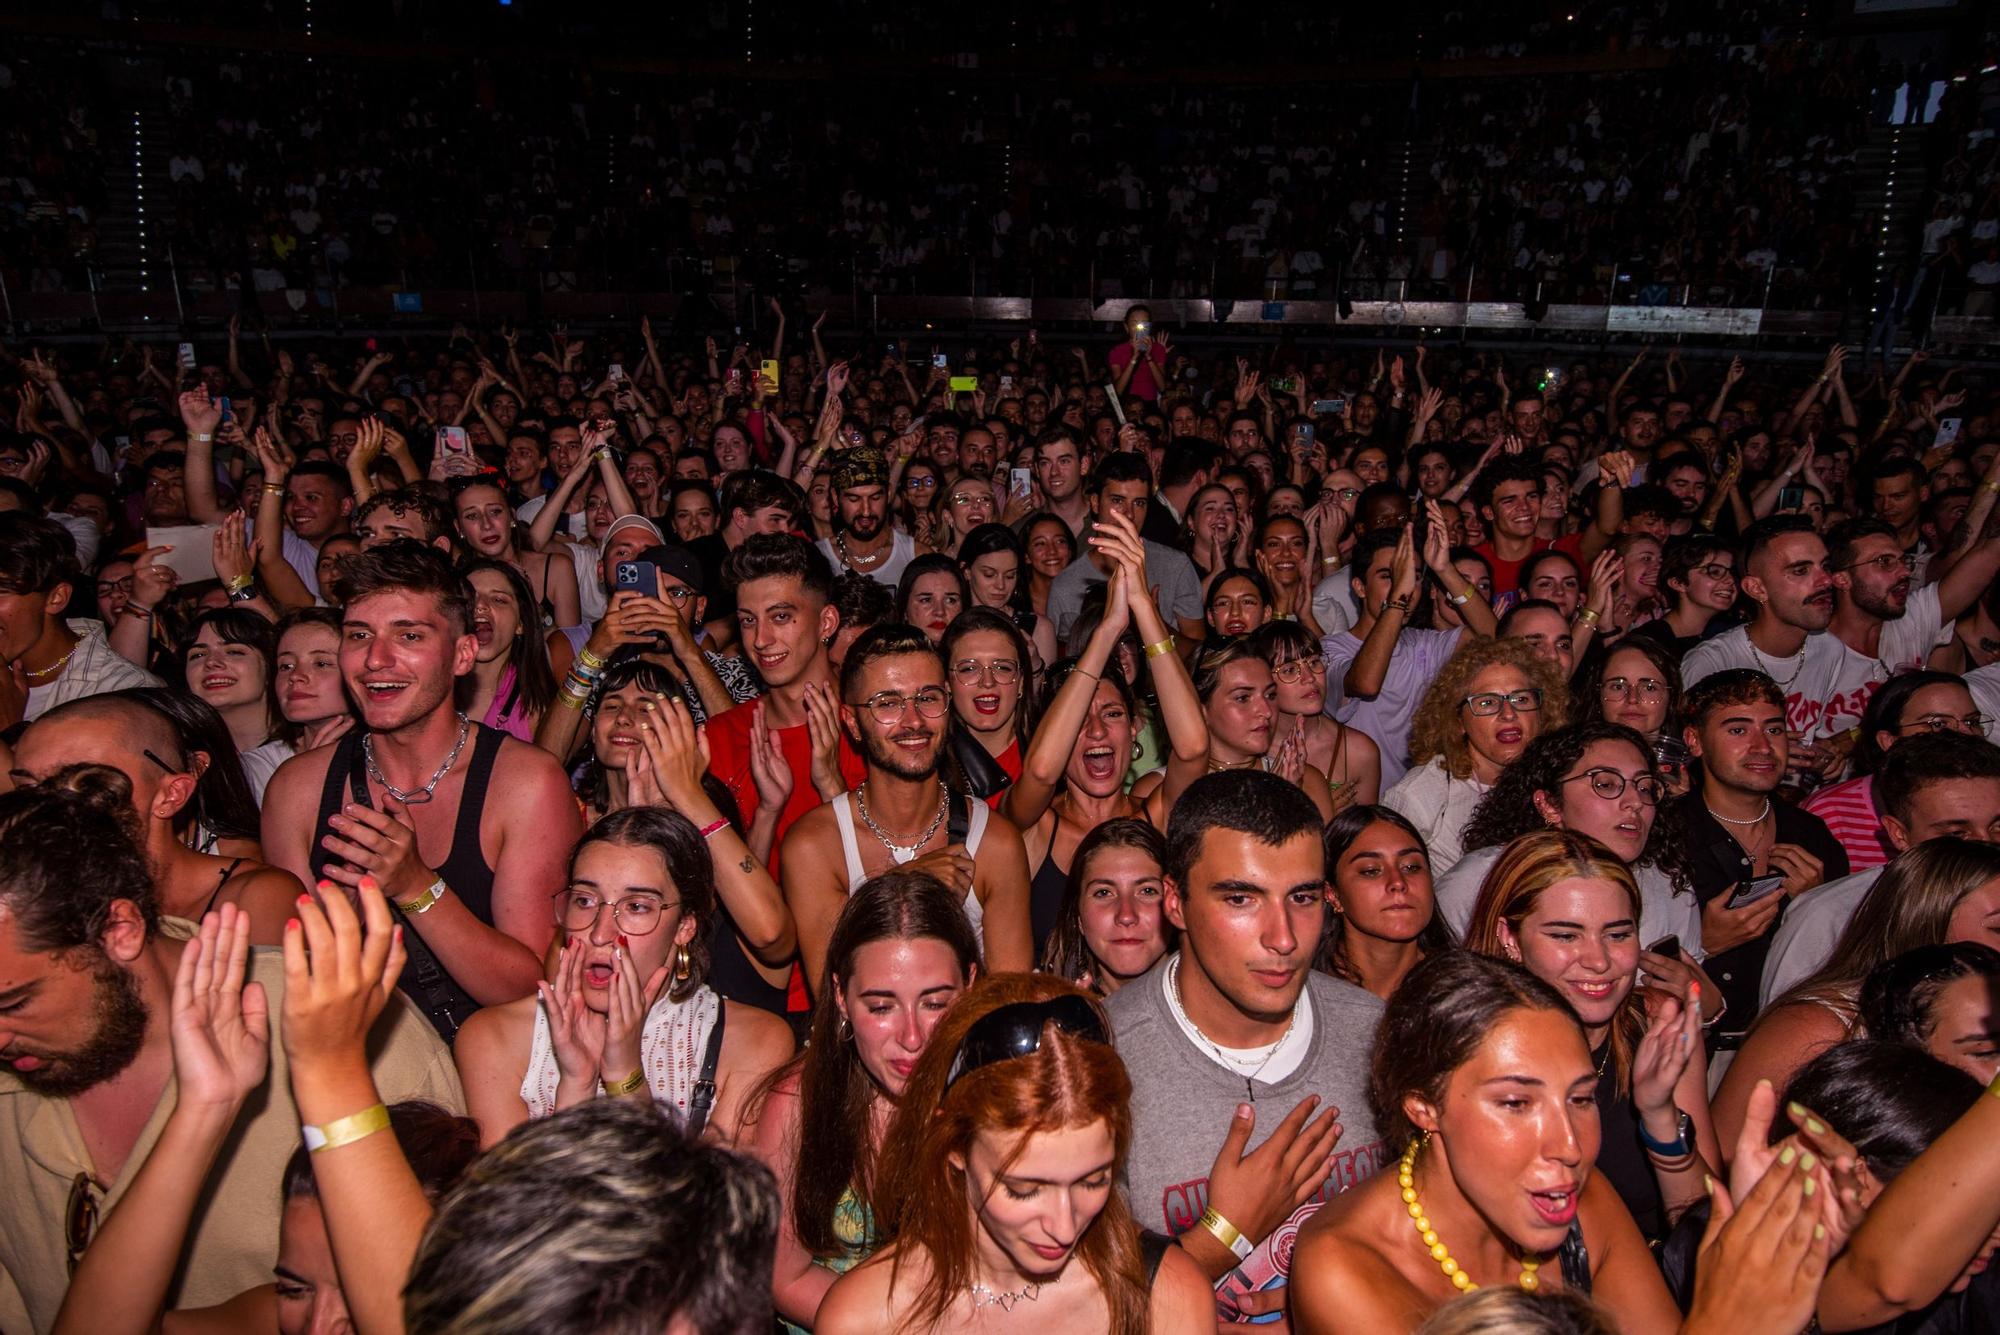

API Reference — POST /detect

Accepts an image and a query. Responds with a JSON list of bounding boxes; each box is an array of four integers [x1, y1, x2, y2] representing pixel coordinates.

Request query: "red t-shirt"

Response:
[[1474, 532, 1587, 598], [1107, 341, 1168, 402], [703, 696, 867, 880]]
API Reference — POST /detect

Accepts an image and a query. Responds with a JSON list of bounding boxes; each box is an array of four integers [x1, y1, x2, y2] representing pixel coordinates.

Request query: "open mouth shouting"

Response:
[[1528, 1184, 1580, 1228]]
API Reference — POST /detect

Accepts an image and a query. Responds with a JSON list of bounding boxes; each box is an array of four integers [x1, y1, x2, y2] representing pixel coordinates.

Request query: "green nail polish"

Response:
[[1803, 1176, 1816, 1197], [1800, 1152, 1817, 1173], [1788, 1101, 1808, 1118], [1807, 1118, 1826, 1135], [1779, 1146, 1797, 1165], [1815, 1224, 1827, 1241]]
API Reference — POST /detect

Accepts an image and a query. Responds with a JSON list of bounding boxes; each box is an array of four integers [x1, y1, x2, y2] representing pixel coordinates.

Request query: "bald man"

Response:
[[9, 690, 303, 941]]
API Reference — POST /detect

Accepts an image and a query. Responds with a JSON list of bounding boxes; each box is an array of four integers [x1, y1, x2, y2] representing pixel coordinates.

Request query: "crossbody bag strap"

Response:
[[684, 1000, 727, 1138]]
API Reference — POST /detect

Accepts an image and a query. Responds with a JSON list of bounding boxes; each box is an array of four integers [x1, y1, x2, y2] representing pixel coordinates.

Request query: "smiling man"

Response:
[[261, 542, 579, 1040], [1107, 769, 1385, 1294], [1045, 453, 1203, 649], [779, 622, 1031, 993]]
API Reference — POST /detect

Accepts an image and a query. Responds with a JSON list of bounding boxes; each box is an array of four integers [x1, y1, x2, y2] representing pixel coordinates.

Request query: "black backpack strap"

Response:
[[684, 999, 727, 1138], [1558, 1222, 1592, 1294], [946, 787, 970, 846]]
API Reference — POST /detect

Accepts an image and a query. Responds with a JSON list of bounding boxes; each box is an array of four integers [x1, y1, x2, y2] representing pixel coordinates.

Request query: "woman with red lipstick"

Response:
[[1466, 831, 1720, 1245], [941, 608, 1032, 806], [894, 553, 967, 647], [1385, 637, 1566, 875], [274, 608, 357, 752], [1038, 819, 1176, 996], [1290, 952, 1686, 1334], [816, 974, 1216, 1335], [1203, 567, 1271, 639], [745, 872, 982, 1335], [452, 808, 796, 1150], [1009, 536, 1208, 950], [180, 607, 288, 802]]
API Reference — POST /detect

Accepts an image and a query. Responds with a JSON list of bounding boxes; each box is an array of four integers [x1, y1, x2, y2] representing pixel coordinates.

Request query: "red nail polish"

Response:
[[618, 933, 629, 949], [297, 894, 311, 906]]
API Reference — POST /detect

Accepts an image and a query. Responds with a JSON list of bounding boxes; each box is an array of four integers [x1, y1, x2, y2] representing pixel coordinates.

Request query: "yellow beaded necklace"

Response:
[[1397, 1136, 1544, 1293]]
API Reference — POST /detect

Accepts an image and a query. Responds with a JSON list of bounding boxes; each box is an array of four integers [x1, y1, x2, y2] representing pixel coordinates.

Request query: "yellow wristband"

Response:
[[604, 1068, 647, 1097], [1198, 1206, 1253, 1260], [577, 645, 610, 671], [303, 1103, 390, 1153], [1576, 607, 1602, 627], [1143, 637, 1176, 660]]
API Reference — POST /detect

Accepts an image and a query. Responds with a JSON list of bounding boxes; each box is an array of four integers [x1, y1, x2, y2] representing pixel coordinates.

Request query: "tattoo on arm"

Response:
[[738, 855, 754, 873]]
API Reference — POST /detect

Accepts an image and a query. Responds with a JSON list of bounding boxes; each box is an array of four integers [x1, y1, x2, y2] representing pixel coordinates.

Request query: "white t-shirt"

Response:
[[1161, 954, 1316, 1086], [1759, 865, 1884, 1006], [1435, 845, 1705, 959], [1380, 756, 1489, 876], [817, 530, 916, 587], [1818, 582, 1953, 734], [1966, 662, 2000, 743], [1323, 626, 1463, 788], [1681, 626, 1849, 741]]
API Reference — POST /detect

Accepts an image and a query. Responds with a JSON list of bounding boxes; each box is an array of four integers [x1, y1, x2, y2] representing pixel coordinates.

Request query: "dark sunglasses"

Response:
[[945, 994, 1108, 1091]]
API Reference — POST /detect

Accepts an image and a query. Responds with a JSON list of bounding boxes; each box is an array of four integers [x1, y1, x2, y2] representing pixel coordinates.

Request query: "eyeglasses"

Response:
[[945, 994, 1108, 1091], [1332, 487, 1360, 502], [657, 584, 696, 605], [65, 1171, 98, 1275], [851, 687, 951, 726], [1898, 712, 1990, 735], [1841, 553, 1915, 575], [952, 658, 1021, 685], [553, 888, 678, 936], [1272, 657, 1328, 684], [1689, 562, 1735, 582], [1561, 767, 1662, 805], [949, 491, 989, 506], [1460, 688, 1543, 717], [905, 476, 938, 491], [95, 576, 134, 598], [1601, 676, 1667, 702]]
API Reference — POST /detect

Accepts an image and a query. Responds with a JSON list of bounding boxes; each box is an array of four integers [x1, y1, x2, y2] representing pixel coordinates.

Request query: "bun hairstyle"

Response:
[[0, 765, 159, 951]]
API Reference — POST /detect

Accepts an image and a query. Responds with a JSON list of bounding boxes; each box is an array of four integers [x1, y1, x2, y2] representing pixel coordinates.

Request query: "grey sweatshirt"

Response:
[[1105, 956, 1389, 1237]]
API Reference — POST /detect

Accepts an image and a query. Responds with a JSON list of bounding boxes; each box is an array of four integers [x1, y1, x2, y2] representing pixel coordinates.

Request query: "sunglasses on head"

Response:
[[945, 994, 1108, 1091]]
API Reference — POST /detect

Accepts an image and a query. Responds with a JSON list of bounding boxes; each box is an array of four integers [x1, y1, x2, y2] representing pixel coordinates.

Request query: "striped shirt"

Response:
[[1803, 775, 1894, 871]]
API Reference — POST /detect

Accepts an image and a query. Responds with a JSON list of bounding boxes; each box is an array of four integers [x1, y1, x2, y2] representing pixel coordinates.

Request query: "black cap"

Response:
[[637, 543, 705, 597]]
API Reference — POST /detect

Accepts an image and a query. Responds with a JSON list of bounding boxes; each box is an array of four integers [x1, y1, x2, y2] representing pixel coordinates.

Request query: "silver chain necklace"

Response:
[[854, 781, 948, 860], [968, 1281, 1041, 1313], [1165, 953, 1300, 1101], [363, 713, 472, 805], [835, 531, 887, 569], [1747, 635, 1807, 690]]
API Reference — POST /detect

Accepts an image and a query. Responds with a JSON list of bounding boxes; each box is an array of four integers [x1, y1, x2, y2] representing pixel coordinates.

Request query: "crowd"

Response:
[[1, 308, 1999, 1335], [9, 10, 1994, 306]]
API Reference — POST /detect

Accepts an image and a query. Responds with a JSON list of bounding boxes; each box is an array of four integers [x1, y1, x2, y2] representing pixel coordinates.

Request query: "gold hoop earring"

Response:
[[675, 943, 692, 981], [836, 1014, 852, 1042]]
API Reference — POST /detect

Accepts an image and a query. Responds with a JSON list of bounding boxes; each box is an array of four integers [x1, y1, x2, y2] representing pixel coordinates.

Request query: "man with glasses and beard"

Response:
[[818, 449, 915, 586], [1823, 515, 2000, 735], [0, 773, 457, 1333], [779, 622, 1031, 993]]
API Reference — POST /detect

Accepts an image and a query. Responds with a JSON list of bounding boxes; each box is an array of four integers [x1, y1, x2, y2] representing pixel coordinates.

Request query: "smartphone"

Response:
[[607, 361, 625, 382], [999, 375, 1015, 392], [949, 375, 978, 393], [1298, 423, 1316, 445], [1725, 873, 1786, 911], [931, 353, 949, 370], [727, 367, 743, 392], [760, 359, 780, 392], [1132, 320, 1151, 350], [1009, 467, 1034, 503], [177, 342, 197, 372], [1273, 376, 1299, 395], [885, 341, 900, 361], [1646, 935, 1682, 960], [437, 426, 470, 456], [614, 560, 661, 600], [1311, 397, 1347, 416], [1777, 483, 1806, 511], [217, 396, 233, 423], [1935, 417, 1963, 450], [1541, 366, 1565, 392]]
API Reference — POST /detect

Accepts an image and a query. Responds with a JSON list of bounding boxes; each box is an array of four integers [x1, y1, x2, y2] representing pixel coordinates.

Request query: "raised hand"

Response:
[[800, 686, 848, 800], [1688, 1144, 1832, 1335], [600, 941, 670, 1091], [211, 513, 258, 589], [281, 876, 409, 1075], [170, 903, 271, 1113], [633, 696, 710, 813], [748, 701, 795, 817], [178, 386, 222, 439], [539, 939, 607, 1089], [1630, 988, 1702, 1124], [131, 545, 180, 611]]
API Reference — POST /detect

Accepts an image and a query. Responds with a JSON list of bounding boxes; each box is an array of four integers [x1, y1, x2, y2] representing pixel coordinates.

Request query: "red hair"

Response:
[[872, 974, 1149, 1334]]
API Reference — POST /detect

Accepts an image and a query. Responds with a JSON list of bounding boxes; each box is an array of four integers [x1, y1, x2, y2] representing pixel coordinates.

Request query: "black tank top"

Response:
[[309, 723, 505, 1040], [1029, 842, 1070, 955]]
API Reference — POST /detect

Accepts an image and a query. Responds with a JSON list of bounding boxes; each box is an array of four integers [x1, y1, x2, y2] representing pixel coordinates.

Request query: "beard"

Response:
[[859, 724, 941, 781], [1851, 580, 1910, 620], [844, 510, 884, 541], [11, 958, 150, 1097]]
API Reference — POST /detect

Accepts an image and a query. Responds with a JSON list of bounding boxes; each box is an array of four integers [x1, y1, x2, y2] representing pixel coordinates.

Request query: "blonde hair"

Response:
[[1407, 637, 1568, 780], [1464, 830, 1645, 1095]]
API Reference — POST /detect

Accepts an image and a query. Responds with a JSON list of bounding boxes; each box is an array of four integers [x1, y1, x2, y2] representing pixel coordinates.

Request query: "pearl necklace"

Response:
[[1399, 1137, 1544, 1294], [1704, 797, 1772, 828], [22, 645, 75, 681]]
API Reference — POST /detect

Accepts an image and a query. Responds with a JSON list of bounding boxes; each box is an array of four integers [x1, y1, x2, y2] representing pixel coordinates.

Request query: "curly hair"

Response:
[[1407, 637, 1569, 780], [1460, 721, 1693, 895]]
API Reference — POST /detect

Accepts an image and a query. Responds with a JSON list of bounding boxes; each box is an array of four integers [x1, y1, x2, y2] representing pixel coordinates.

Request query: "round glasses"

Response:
[[1897, 712, 1990, 735], [1272, 657, 1328, 685], [851, 687, 951, 727], [1560, 768, 1662, 806], [1601, 676, 1666, 702], [553, 888, 677, 936], [952, 658, 1021, 685]]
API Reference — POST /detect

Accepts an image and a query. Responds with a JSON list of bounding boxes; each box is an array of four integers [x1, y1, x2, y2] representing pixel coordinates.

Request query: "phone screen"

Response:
[[1726, 873, 1786, 911], [1009, 468, 1034, 502]]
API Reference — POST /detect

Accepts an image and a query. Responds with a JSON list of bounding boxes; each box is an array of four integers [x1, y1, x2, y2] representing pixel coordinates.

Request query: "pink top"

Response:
[[1803, 774, 1894, 870], [482, 664, 537, 742]]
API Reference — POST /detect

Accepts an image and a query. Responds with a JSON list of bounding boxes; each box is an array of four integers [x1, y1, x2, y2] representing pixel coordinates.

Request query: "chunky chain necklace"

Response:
[[363, 713, 471, 805], [835, 531, 887, 570], [854, 781, 948, 860], [1165, 953, 1300, 1100], [967, 1280, 1041, 1312], [1399, 1137, 1544, 1294]]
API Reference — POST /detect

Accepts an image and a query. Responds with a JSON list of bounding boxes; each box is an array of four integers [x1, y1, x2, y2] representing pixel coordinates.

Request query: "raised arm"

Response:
[[177, 388, 230, 523], [1097, 512, 1209, 803], [1345, 526, 1417, 700], [1001, 567, 1132, 831], [1706, 356, 1745, 424]]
